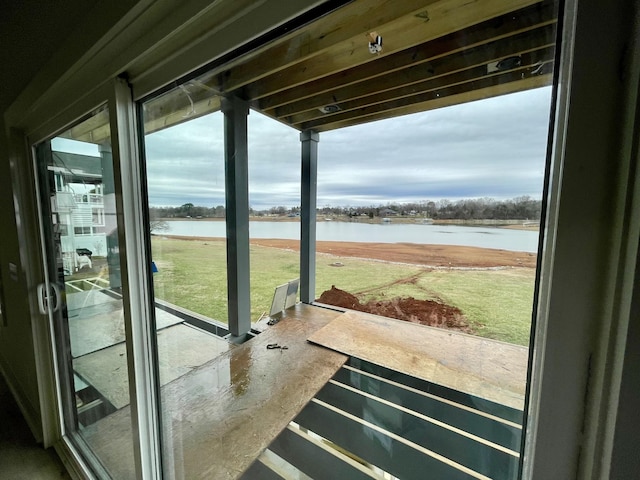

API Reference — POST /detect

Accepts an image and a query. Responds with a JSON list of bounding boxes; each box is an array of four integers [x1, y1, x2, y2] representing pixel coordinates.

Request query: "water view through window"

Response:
[[155, 87, 551, 347], [248, 110, 301, 322], [135, 0, 560, 477], [314, 87, 552, 347]]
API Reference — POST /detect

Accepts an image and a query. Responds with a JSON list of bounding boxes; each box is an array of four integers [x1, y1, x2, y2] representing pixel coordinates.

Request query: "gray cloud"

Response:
[[143, 87, 553, 209]]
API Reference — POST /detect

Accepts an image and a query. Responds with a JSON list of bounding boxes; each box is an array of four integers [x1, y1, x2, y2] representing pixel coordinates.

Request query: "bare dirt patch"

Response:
[[317, 286, 472, 333], [160, 236, 536, 268], [251, 239, 536, 268]]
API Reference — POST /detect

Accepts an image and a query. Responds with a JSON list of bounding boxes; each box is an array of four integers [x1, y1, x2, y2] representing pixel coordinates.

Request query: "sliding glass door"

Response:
[[34, 105, 138, 477], [140, 76, 235, 478]]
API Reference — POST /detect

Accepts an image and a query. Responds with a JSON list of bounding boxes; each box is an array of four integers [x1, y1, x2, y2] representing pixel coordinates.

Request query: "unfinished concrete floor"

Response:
[[0, 374, 70, 479]]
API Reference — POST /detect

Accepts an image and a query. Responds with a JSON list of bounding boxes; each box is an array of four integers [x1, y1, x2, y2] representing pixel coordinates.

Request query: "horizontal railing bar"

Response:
[[317, 381, 518, 478], [329, 379, 519, 458], [296, 397, 488, 480], [337, 366, 522, 450], [347, 358, 523, 424], [154, 297, 230, 337]]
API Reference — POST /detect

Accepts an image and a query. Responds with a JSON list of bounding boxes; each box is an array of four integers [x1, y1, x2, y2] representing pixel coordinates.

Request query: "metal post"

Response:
[[221, 96, 251, 339], [300, 130, 319, 304]]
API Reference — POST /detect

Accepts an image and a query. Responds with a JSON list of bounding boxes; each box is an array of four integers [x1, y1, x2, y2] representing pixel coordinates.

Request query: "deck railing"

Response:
[[244, 357, 522, 480]]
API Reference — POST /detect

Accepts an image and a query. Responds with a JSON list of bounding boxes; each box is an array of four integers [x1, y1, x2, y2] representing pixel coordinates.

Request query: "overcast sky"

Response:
[[143, 86, 553, 209], [56, 86, 554, 210]]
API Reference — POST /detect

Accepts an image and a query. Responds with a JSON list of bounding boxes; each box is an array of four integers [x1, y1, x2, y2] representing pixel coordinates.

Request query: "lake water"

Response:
[[163, 220, 539, 253]]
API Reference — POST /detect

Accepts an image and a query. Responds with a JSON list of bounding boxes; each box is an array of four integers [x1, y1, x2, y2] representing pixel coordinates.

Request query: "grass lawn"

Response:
[[150, 237, 535, 345], [415, 269, 535, 345], [152, 237, 229, 321]]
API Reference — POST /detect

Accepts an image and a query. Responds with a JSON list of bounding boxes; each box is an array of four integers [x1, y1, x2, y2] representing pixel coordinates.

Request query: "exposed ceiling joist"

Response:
[[236, 0, 545, 102], [216, 0, 444, 93], [311, 73, 551, 132], [57, 0, 559, 143], [288, 47, 555, 127], [276, 25, 556, 125], [255, 1, 556, 113]]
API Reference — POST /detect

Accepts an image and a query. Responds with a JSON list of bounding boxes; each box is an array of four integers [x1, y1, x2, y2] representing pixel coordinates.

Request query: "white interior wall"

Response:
[[0, 118, 43, 440]]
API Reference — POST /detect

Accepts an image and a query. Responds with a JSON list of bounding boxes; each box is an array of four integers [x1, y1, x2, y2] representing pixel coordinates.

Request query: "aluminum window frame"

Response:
[[24, 80, 162, 479]]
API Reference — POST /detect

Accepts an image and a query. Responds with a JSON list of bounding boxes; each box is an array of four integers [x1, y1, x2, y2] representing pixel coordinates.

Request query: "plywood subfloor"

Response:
[[308, 310, 528, 409], [74, 323, 232, 409], [69, 300, 183, 357], [81, 304, 347, 479]]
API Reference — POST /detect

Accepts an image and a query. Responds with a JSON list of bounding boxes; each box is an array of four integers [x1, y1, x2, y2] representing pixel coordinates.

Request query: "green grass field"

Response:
[[150, 237, 535, 345]]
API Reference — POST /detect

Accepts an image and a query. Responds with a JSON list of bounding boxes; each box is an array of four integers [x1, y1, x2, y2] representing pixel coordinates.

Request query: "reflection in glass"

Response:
[[40, 106, 135, 476], [142, 81, 234, 477]]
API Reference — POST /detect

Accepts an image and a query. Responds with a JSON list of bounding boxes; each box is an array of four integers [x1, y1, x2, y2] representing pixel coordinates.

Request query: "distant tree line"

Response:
[[318, 196, 542, 221], [150, 196, 541, 223], [150, 203, 226, 219]]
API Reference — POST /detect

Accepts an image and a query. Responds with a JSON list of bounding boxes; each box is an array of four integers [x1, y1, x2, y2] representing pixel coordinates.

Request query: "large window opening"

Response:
[[316, 87, 552, 348], [131, 0, 562, 477], [142, 87, 229, 329]]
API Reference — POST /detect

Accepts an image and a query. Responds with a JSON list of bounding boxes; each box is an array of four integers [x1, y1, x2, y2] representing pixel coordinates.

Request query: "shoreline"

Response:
[[160, 217, 539, 231], [156, 235, 537, 269]]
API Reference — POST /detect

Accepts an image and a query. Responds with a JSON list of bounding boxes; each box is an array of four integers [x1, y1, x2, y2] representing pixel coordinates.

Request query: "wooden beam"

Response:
[[257, 0, 556, 111], [59, 1, 557, 144], [57, 108, 110, 142], [276, 24, 556, 120], [143, 96, 221, 136], [242, 0, 543, 101], [290, 53, 554, 127], [307, 73, 552, 132], [63, 86, 222, 144], [217, 0, 444, 92], [143, 82, 221, 134], [286, 43, 555, 126]]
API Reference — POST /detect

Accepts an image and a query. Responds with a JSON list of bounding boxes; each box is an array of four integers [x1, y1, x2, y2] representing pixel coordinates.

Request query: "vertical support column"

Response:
[[300, 129, 319, 304], [221, 96, 251, 339]]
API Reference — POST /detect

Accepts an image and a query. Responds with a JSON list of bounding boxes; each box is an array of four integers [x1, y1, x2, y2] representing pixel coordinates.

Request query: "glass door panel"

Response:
[[247, 110, 302, 323], [35, 106, 136, 477], [141, 80, 233, 477]]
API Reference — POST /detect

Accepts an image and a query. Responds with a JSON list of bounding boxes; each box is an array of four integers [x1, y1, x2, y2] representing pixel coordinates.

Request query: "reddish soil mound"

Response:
[[317, 286, 365, 312], [317, 286, 471, 333]]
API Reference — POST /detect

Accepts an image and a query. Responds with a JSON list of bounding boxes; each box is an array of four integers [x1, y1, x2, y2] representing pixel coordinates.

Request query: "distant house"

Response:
[[50, 151, 108, 272], [379, 208, 398, 216]]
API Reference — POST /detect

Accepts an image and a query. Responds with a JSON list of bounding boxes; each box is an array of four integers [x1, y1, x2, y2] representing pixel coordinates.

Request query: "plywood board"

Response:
[[307, 310, 527, 409], [69, 301, 183, 357], [74, 324, 232, 409], [80, 304, 347, 480]]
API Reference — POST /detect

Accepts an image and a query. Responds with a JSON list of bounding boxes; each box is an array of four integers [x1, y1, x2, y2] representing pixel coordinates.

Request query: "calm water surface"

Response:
[[163, 220, 539, 253]]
